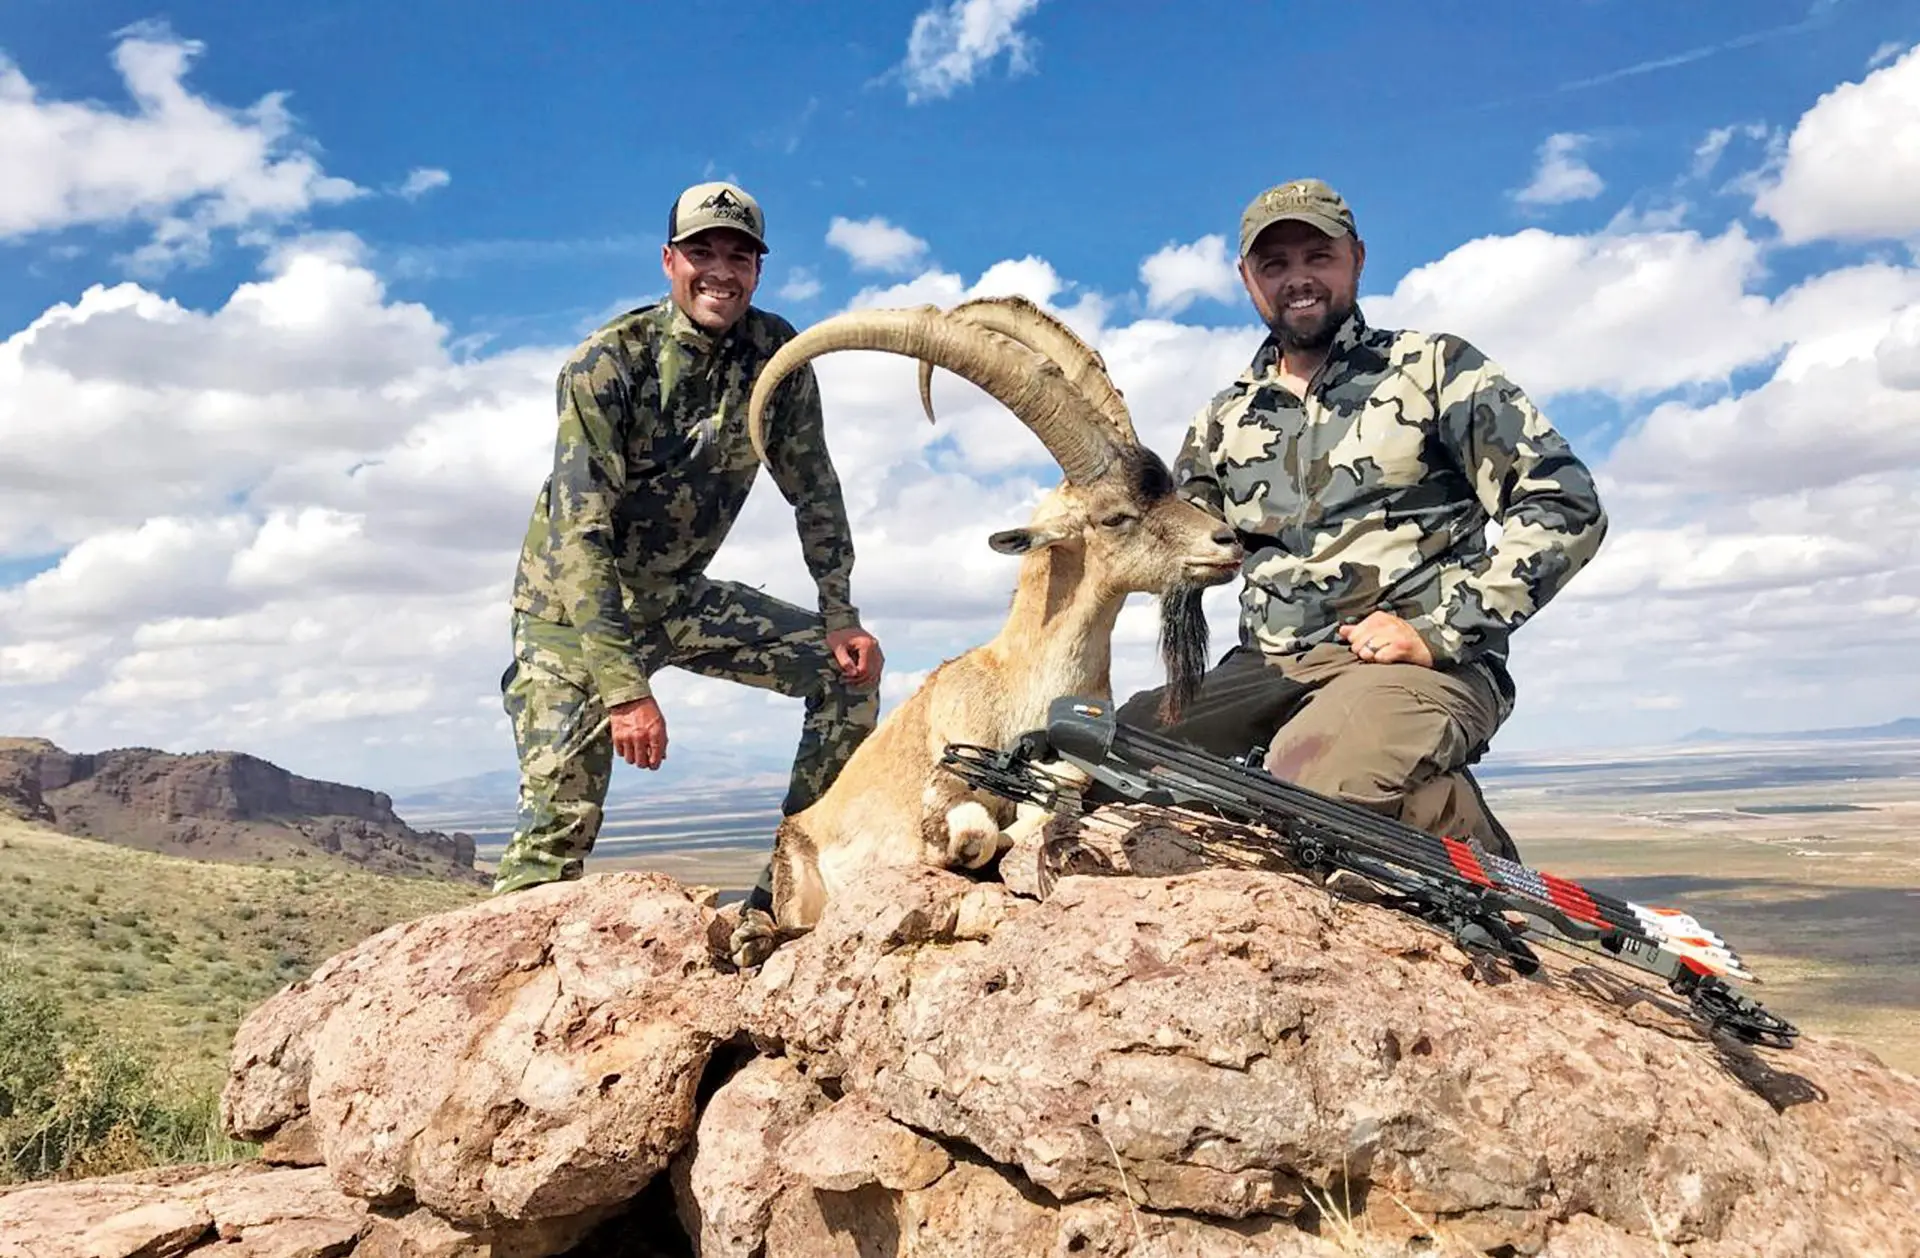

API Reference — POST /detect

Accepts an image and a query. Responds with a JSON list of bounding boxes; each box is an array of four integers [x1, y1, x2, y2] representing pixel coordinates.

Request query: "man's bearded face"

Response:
[[1241, 221, 1365, 353]]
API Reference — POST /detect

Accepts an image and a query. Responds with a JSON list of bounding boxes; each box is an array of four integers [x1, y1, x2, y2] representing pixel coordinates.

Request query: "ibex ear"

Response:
[[988, 524, 1071, 555]]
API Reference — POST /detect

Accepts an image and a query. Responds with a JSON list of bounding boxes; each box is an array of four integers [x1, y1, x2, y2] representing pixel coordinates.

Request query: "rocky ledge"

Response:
[[5, 820, 1916, 1257]]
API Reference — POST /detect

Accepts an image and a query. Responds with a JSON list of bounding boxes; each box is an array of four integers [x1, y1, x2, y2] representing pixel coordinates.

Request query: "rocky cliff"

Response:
[[4, 819, 1915, 1258], [0, 736, 479, 882]]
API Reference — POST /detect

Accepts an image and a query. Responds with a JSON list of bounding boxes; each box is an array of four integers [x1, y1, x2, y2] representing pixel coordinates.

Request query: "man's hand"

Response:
[[610, 697, 668, 769], [1338, 612, 1434, 668], [826, 626, 884, 688]]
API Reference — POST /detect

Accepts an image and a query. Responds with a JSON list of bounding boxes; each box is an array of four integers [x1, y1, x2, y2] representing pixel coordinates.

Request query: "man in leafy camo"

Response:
[[497, 181, 883, 898]]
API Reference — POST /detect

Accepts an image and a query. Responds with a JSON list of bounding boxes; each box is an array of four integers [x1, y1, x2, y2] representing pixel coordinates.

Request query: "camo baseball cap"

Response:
[[667, 181, 769, 253], [1238, 178, 1357, 258]]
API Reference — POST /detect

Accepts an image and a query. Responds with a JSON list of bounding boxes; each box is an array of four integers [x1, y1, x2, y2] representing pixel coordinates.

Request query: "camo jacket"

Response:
[[1175, 308, 1606, 697], [512, 301, 860, 707]]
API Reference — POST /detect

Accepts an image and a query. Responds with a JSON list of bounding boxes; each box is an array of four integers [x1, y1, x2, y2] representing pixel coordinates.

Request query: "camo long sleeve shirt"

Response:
[[1175, 309, 1606, 687], [511, 302, 860, 708]]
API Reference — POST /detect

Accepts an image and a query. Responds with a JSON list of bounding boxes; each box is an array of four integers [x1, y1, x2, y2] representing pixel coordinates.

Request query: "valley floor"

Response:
[[1484, 745, 1920, 1075]]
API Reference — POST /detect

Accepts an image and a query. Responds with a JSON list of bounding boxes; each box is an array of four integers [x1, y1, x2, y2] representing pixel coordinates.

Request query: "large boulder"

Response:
[[222, 872, 740, 1233], [191, 847, 1920, 1256], [740, 864, 1920, 1255]]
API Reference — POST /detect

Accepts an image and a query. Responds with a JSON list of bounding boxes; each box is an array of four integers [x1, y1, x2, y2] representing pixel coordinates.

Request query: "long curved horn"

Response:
[[750, 306, 1119, 484], [916, 296, 1137, 444]]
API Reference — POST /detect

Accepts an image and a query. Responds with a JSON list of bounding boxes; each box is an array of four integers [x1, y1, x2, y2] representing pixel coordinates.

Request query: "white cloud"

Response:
[[826, 215, 931, 273], [1368, 225, 1766, 397], [0, 240, 455, 556], [1754, 44, 1920, 242], [1502, 279, 1920, 746], [1139, 235, 1240, 314], [1690, 122, 1770, 181], [900, 0, 1044, 103], [1367, 224, 1920, 399], [6, 36, 1920, 791], [1605, 306, 1920, 496], [1513, 133, 1604, 207], [7, 215, 1920, 783], [1868, 41, 1906, 70], [397, 167, 450, 200], [777, 266, 823, 302], [1877, 304, 1920, 388], [0, 25, 360, 268]]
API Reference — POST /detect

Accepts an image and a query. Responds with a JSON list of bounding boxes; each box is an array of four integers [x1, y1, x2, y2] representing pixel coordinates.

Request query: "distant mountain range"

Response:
[[393, 715, 1920, 820], [1678, 716, 1920, 744], [392, 745, 791, 818]]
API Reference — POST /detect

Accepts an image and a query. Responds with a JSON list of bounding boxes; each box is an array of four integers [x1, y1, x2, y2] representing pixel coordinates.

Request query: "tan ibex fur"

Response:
[[728, 299, 1242, 966]]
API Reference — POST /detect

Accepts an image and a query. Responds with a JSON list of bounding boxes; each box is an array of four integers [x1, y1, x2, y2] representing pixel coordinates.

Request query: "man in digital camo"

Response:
[[1118, 179, 1607, 858], [496, 181, 883, 898]]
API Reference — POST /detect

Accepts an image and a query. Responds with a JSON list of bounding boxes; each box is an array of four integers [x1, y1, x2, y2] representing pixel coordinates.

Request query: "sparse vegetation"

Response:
[[0, 817, 485, 1181], [0, 962, 246, 1181]]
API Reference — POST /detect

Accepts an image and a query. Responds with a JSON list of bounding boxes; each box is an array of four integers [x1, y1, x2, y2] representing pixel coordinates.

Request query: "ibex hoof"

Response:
[[728, 908, 779, 969], [946, 827, 1001, 871]]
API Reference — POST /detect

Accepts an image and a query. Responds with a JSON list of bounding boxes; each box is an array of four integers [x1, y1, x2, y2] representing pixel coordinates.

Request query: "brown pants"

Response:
[[1115, 643, 1518, 859]]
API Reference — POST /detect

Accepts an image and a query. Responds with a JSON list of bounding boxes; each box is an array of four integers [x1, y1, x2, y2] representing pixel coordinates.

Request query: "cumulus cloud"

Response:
[[0, 240, 454, 556], [0, 24, 360, 268], [1513, 133, 1605, 207], [8, 209, 1920, 782], [1366, 224, 1920, 399], [826, 215, 930, 273], [777, 266, 823, 302], [1140, 235, 1240, 314], [899, 0, 1044, 103], [6, 35, 1920, 792], [1504, 280, 1920, 744], [396, 167, 450, 200], [1755, 43, 1920, 243]]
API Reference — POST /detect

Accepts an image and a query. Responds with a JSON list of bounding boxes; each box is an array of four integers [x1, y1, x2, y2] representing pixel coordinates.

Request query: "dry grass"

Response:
[[1301, 1183, 1487, 1257], [0, 817, 485, 1098]]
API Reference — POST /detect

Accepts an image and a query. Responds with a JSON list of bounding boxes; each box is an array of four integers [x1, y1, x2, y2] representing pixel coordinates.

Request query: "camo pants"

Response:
[[1116, 642, 1518, 859], [493, 579, 880, 896]]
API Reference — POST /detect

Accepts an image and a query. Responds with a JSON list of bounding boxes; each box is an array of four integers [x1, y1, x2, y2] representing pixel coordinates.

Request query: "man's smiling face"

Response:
[[1239, 219, 1366, 352], [662, 228, 763, 333]]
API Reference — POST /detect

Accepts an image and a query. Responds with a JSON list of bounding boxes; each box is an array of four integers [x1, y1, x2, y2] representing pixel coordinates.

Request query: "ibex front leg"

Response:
[[921, 770, 1009, 870]]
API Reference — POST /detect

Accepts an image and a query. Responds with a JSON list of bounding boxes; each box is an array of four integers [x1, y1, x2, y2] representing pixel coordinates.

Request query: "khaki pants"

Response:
[[1115, 643, 1517, 858]]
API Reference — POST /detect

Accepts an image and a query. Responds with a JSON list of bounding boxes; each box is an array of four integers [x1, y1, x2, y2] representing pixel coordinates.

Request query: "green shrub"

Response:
[[0, 965, 245, 1182]]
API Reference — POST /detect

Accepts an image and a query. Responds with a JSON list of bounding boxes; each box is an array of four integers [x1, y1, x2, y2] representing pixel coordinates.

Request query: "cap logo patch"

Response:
[[697, 188, 756, 226]]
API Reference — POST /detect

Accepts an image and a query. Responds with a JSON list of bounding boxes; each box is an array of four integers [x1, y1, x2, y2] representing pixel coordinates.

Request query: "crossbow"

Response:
[[941, 696, 1799, 1048]]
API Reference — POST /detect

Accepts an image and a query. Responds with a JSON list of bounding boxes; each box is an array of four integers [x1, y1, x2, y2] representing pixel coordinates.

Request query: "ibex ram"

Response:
[[728, 297, 1242, 965]]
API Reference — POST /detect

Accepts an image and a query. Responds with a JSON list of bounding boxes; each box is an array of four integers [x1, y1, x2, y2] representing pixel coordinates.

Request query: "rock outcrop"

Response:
[[0, 738, 478, 880], [0, 738, 54, 824], [10, 824, 1918, 1257]]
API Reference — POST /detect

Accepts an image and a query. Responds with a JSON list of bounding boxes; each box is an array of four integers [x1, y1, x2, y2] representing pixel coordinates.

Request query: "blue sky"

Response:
[[5, 0, 1905, 352], [3, 1, 1919, 791]]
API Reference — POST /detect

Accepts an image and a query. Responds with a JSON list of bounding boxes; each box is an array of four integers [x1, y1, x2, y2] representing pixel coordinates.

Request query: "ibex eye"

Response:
[[1100, 513, 1137, 528]]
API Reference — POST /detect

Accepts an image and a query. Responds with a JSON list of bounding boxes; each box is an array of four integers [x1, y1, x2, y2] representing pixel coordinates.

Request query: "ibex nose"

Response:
[[1211, 526, 1237, 548]]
